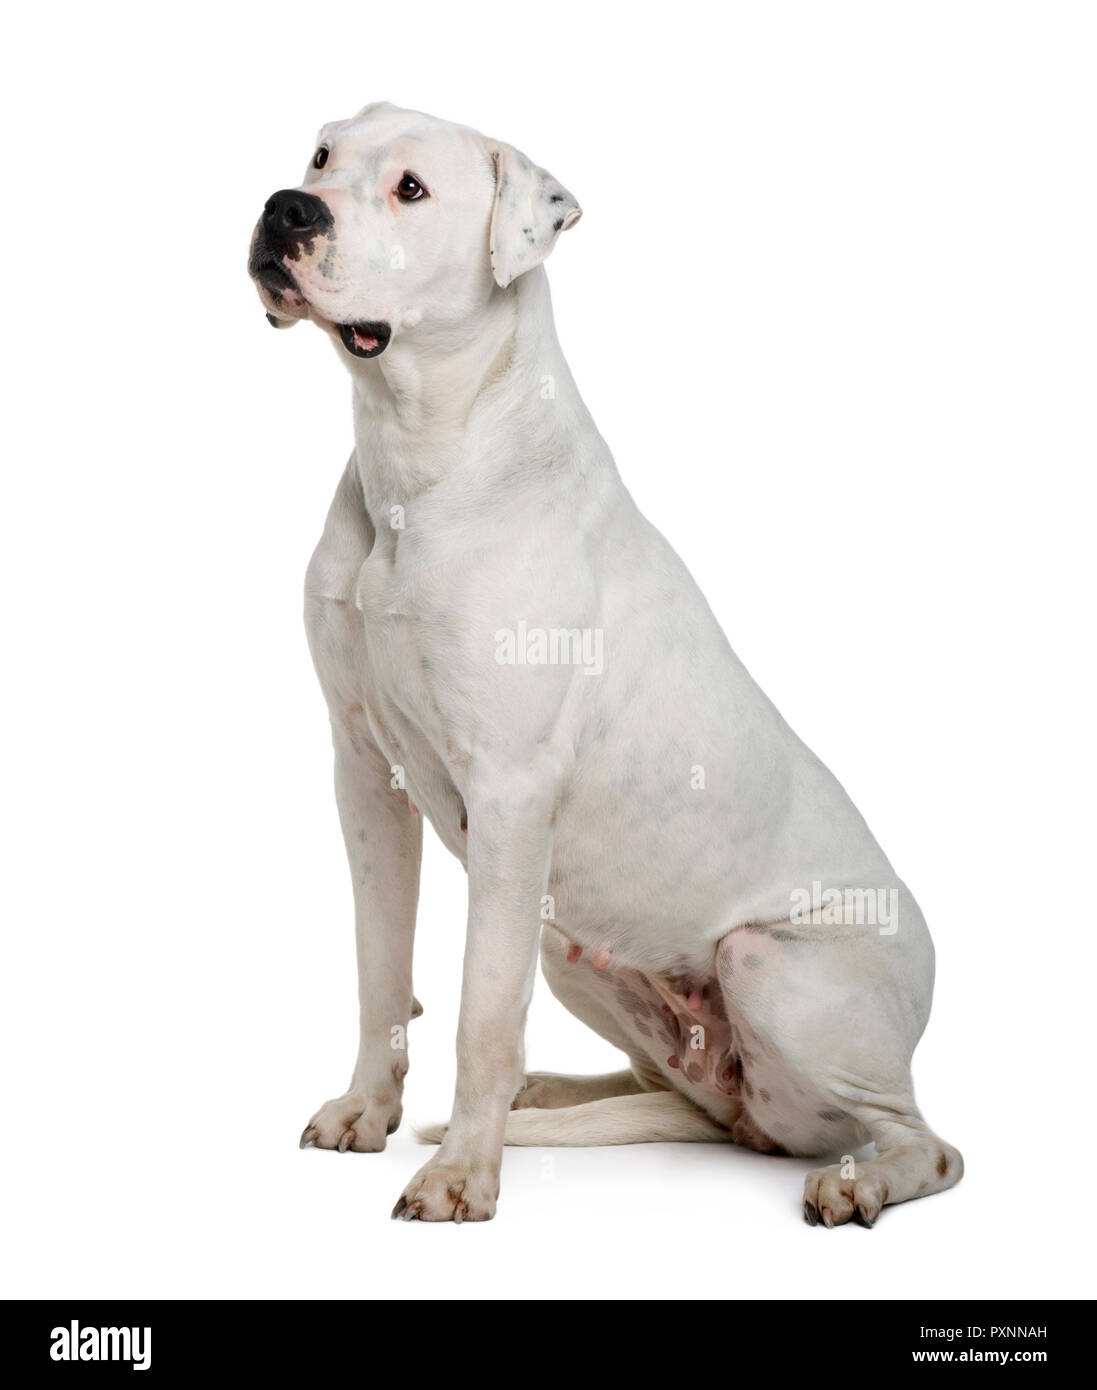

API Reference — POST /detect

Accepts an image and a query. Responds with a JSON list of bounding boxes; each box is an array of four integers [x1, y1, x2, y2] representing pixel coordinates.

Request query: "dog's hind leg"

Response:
[[419, 1090, 730, 1146], [800, 1113, 963, 1228], [715, 898, 963, 1227], [512, 1069, 646, 1109]]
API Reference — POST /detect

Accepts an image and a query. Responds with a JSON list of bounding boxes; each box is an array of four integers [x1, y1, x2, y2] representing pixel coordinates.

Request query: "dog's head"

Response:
[[247, 102, 581, 360]]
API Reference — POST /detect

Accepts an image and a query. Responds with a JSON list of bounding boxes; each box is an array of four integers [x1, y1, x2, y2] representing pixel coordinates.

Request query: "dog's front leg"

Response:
[[301, 730, 423, 1153], [393, 788, 551, 1222]]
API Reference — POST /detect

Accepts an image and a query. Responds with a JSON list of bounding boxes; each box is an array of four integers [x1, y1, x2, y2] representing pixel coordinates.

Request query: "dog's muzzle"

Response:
[[248, 188, 333, 297], [248, 189, 392, 357]]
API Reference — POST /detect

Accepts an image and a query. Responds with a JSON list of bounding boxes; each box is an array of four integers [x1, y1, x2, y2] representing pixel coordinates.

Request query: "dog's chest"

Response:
[[349, 540, 475, 828], [307, 495, 470, 850], [354, 546, 441, 723]]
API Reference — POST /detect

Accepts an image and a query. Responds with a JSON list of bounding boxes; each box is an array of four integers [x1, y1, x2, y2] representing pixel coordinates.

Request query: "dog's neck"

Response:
[[347, 270, 593, 522]]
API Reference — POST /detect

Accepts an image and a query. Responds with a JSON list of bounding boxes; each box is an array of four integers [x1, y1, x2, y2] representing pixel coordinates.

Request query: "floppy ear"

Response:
[[488, 142, 582, 289]]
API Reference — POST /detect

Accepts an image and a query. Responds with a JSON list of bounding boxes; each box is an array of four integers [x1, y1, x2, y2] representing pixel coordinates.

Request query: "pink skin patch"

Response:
[[593, 949, 613, 971], [576, 957, 744, 1109], [409, 803, 419, 815], [565, 943, 583, 964]]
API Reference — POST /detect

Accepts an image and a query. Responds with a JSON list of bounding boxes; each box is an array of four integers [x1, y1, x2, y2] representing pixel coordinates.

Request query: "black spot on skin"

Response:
[[549, 193, 563, 202], [936, 1150, 948, 1177], [265, 312, 279, 328], [744, 1079, 754, 1100], [250, 255, 297, 297], [759, 1088, 771, 1103], [770, 929, 797, 943], [553, 218, 564, 231], [249, 189, 334, 295], [818, 1108, 846, 1123]]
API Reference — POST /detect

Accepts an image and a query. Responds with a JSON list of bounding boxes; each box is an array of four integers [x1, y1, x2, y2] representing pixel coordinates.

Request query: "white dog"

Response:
[[248, 102, 962, 1225]]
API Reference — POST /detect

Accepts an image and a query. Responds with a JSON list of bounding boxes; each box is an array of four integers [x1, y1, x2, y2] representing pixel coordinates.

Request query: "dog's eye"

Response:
[[313, 147, 329, 170], [396, 173, 426, 202]]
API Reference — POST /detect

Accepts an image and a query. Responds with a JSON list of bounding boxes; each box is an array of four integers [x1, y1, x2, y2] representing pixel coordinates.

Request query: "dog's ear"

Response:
[[488, 142, 581, 289]]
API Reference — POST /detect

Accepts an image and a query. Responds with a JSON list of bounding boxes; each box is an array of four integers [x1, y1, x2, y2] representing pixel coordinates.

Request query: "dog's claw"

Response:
[[299, 1126, 319, 1149], [854, 1204, 876, 1229], [392, 1196, 408, 1219], [337, 1129, 354, 1153], [803, 1200, 819, 1227]]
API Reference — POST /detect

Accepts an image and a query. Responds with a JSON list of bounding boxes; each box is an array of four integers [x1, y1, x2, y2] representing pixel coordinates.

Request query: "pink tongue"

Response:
[[352, 328, 379, 352]]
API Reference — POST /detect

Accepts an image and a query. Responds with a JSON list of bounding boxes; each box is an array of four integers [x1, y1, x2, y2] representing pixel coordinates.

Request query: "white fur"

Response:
[[416, 1092, 730, 1147], [252, 103, 962, 1226]]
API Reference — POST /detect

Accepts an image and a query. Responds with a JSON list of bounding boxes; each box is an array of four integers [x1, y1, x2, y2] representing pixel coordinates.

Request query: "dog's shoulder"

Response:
[[305, 453, 376, 604]]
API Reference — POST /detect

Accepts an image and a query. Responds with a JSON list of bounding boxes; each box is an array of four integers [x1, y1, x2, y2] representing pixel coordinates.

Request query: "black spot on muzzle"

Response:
[[248, 188, 334, 297]]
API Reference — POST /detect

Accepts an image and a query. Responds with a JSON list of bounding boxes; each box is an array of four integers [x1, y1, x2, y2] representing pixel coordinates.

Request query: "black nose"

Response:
[[260, 189, 333, 257]]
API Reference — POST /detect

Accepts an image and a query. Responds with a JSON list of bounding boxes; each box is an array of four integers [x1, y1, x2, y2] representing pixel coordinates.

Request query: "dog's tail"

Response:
[[415, 1090, 731, 1147]]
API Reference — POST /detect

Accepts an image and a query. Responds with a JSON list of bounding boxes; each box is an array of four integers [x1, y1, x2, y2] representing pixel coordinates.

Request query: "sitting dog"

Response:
[[248, 102, 963, 1225]]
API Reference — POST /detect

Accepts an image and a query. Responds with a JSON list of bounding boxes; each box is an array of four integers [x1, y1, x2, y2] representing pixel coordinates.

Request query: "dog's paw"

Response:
[[299, 1087, 402, 1154], [802, 1163, 888, 1228], [391, 1157, 500, 1222]]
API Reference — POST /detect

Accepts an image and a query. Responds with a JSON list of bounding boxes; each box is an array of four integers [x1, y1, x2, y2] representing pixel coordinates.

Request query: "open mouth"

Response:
[[338, 321, 392, 359]]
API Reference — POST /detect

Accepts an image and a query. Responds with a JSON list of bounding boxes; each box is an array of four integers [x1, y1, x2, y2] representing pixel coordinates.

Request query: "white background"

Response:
[[2, 0, 1094, 1300]]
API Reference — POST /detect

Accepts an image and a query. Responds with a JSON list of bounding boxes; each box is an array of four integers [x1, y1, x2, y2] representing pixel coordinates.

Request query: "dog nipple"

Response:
[[409, 802, 419, 815], [565, 943, 583, 964], [686, 989, 704, 1011], [592, 948, 613, 971], [667, 1055, 681, 1069]]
